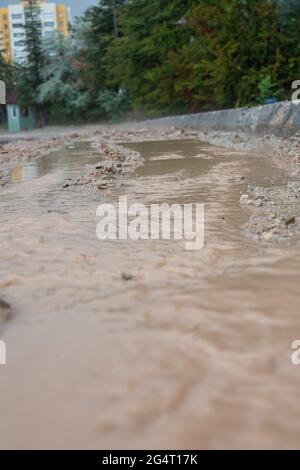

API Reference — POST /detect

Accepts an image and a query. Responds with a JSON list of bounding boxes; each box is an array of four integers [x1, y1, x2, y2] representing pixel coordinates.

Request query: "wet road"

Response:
[[0, 139, 300, 449]]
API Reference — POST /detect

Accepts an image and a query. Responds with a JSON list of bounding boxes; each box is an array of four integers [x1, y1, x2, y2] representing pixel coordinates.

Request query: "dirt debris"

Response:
[[1, 122, 300, 246], [63, 141, 142, 191], [0, 299, 12, 325], [277, 132, 300, 165], [93, 126, 198, 142], [240, 182, 300, 242]]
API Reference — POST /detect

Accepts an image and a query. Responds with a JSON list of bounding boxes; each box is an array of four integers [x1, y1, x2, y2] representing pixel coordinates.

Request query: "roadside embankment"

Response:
[[132, 100, 300, 138]]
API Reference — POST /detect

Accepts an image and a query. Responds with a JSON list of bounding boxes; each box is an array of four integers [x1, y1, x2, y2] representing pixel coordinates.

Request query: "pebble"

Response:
[[121, 272, 133, 281], [0, 299, 12, 323]]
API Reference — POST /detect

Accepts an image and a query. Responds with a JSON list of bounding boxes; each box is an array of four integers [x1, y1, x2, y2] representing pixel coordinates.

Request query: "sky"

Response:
[[0, 0, 98, 18]]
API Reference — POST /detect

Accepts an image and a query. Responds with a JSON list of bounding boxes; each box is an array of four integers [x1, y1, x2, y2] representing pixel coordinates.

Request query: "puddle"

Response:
[[9, 141, 101, 184], [0, 138, 300, 449], [1, 141, 104, 217]]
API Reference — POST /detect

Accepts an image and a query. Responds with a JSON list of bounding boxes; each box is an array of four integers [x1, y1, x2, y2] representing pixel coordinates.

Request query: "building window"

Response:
[[44, 22, 55, 27], [12, 14, 23, 19], [12, 106, 17, 118], [13, 33, 25, 37], [3, 15, 7, 20], [4, 24, 8, 29], [59, 21, 64, 27], [43, 13, 54, 19], [12, 23, 23, 28]]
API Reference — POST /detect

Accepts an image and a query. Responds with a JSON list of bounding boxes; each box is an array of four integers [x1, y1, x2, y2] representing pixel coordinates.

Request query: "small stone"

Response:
[[0, 299, 12, 323], [262, 231, 274, 241], [121, 272, 133, 281], [286, 216, 296, 227], [254, 199, 264, 208], [240, 194, 249, 204], [97, 182, 110, 189]]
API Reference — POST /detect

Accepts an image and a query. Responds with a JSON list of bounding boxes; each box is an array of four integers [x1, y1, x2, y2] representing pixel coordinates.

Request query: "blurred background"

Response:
[[1, 0, 300, 128]]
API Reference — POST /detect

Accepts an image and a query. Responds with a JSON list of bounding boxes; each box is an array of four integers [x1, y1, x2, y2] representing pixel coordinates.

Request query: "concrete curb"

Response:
[[133, 101, 300, 137]]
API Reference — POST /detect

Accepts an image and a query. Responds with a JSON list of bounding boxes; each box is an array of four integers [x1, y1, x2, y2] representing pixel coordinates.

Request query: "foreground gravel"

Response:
[[240, 183, 300, 242]]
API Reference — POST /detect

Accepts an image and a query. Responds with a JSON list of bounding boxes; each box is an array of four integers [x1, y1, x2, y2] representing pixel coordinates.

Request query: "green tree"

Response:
[[17, 0, 45, 124], [15, 0, 300, 121], [75, 0, 126, 98], [37, 11, 130, 122], [104, 0, 196, 114], [37, 32, 92, 120], [168, 0, 286, 110], [103, 0, 300, 113]]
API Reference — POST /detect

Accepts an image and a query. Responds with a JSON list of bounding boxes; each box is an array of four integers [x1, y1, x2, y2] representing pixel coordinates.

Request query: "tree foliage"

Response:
[[19, 0, 45, 105], [103, 0, 300, 112], [8, 0, 300, 121]]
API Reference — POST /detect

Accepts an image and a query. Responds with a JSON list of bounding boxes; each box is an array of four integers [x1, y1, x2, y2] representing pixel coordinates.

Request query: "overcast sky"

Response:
[[0, 0, 98, 18]]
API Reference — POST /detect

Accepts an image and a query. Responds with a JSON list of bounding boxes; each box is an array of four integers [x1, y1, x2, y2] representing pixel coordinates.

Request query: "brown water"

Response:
[[0, 139, 300, 449]]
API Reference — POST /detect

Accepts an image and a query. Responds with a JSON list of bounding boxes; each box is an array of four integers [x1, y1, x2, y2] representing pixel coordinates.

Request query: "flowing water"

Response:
[[0, 139, 300, 449]]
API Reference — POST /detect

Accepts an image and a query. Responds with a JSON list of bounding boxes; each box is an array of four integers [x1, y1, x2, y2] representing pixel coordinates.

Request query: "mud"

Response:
[[240, 183, 300, 242], [197, 129, 300, 169], [0, 135, 76, 187], [0, 125, 300, 450], [0, 299, 12, 325], [63, 142, 142, 190], [0, 126, 196, 190]]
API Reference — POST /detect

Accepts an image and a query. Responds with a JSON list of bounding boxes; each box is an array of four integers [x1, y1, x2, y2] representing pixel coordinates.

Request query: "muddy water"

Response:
[[0, 139, 300, 449]]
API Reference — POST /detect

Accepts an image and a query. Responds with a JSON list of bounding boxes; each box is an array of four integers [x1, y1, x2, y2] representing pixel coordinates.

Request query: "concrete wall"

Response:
[[134, 100, 300, 137]]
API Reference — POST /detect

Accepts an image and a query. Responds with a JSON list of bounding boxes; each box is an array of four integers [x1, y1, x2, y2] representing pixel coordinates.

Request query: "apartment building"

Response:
[[0, 0, 70, 62]]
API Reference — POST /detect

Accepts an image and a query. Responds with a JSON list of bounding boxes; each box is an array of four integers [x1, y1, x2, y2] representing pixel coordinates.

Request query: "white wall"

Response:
[[9, 4, 26, 62], [9, 2, 59, 62]]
